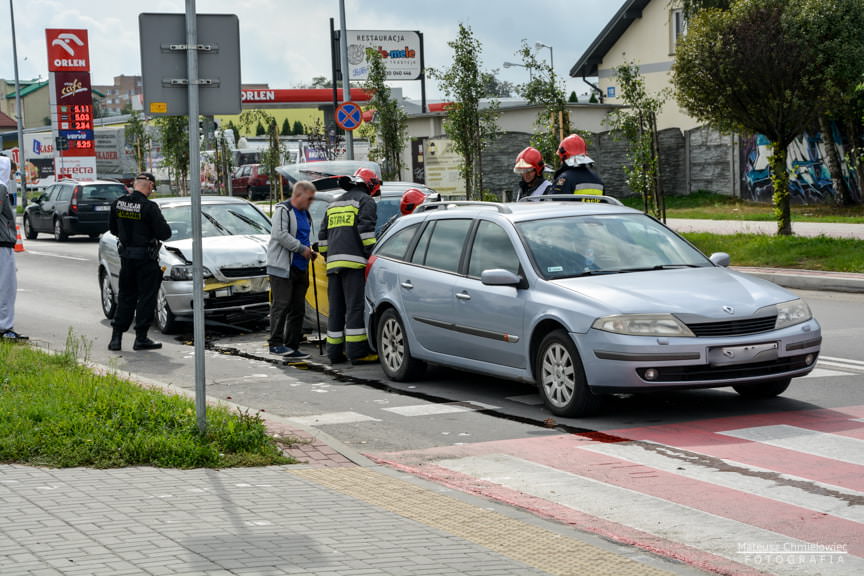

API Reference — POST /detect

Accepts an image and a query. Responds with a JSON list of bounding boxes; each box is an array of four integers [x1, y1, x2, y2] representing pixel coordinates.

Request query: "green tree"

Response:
[[125, 110, 151, 173], [568, 91, 578, 103], [427, 23, 500, 200], [362, 48, 408, 180], [679, 0, 731, 19], [226, 120, 240, 143], [606, 61, 669, 221], [239, 110, 289, 202], [292, 120, 304, 135], [482, 70, 515, 98], [788, 0, 864, 205], [673, 0, 825, 235], [154, 116, 190, 195], [588, 92, 599, 104], [304, 118, 344, 161], [281, 118, 291, 136], [515, 40, 570, 169]]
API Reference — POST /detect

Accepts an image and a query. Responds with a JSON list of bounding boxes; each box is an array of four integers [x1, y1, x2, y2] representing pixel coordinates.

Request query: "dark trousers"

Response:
[[268, 267, 309, 349], [112, 257, 162, 334], [326, 268, 371, 361]]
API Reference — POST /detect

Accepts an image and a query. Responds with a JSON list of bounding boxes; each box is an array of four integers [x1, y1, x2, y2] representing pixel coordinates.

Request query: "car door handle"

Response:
[[456, 291, 471, 301], [400, 281, 413, 289]]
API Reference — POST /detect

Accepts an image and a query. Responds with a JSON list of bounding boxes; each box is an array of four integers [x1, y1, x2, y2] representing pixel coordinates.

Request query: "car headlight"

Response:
[[775, 299, 812, 329], [168, 265, 213, 281], [592, 314, 695, 337]]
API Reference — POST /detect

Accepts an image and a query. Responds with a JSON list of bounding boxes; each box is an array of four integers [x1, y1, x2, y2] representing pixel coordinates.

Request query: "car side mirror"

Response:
[[481, 268, 522, 287], [709, 252, 730, 267]]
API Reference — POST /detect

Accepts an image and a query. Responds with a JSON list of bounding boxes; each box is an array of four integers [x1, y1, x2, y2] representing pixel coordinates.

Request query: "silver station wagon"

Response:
[[364, 197, 821, 416], [99, 196, 272, 334]]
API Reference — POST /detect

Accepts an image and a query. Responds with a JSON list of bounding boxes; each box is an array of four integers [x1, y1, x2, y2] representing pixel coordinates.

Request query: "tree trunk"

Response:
[[818, 115, 852, 206], [845, 116, 863, 204], [650, 112, 666, 224], [770, 144, 792, 236]]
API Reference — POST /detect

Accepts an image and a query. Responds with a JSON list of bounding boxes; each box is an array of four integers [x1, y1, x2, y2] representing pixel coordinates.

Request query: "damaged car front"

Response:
[[99, 196, 272, 334]]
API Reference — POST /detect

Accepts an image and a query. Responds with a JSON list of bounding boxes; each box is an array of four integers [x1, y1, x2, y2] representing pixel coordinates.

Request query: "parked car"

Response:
[[277, 160, 380, 194], [364, 197, 821, 417], [231, 164, 289, 201], [23, 179, 127, 241], [98, 196, 272, 334], [301, 180, 440, 332]]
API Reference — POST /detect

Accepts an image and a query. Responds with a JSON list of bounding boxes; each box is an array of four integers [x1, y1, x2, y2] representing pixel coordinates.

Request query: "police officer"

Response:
[[108, 172, 172, 351], [548, 134, 605, 197], [317, 168, 378, 364]]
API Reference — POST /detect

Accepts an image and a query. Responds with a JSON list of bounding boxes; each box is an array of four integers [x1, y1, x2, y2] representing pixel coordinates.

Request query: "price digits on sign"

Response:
[[72, 105, 93, 130]]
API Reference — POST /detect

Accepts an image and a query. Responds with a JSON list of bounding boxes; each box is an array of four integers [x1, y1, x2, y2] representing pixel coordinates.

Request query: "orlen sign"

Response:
[[46, 29, 90, 72]]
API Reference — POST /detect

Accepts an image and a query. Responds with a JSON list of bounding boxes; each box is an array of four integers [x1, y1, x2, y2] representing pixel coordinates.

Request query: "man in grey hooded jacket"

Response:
[[266, 180, 316, 358]]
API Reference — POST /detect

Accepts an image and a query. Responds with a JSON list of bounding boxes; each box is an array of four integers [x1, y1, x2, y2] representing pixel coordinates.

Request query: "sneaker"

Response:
[[269, 345, 291, 355], [350, 354, 379, 365], [1, 329, 28, 341], [284, 349, 311, 360]]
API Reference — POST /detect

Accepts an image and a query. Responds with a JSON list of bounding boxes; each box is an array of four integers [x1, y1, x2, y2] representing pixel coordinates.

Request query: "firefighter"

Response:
[[317, 167, 379, 364], [513, 147, 551, 199], [547, 134, 605, 197], [376, 187, 426, 239]]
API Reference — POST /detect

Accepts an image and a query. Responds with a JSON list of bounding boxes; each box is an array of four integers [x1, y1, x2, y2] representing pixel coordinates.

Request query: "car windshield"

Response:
[[160, 203, 271, 240], [516, 213, 710, 280]]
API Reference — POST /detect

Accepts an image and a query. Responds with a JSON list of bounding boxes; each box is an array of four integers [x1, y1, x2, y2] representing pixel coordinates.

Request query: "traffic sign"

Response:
[[335, 101, 363, 131]]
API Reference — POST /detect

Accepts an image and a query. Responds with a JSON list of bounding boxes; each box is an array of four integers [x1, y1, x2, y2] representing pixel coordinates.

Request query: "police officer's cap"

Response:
[[136, 172, 156, 184]]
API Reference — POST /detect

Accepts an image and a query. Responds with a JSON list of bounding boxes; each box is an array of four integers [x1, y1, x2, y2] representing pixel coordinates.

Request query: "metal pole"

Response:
[[419, 32, 426, 114], [330, 18, 338, 117], [338, 0, 353, 159], [186, 0, 207, 434], [9, 0, 27, 207]]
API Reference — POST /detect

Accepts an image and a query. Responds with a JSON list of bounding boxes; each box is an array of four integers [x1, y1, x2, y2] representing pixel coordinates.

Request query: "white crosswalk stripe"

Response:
[[436, 453, 864, 576], [718, 425, 864, 466]]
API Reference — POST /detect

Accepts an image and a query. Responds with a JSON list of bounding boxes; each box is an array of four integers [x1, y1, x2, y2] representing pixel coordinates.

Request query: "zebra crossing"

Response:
[[370, 405, 864, 576]]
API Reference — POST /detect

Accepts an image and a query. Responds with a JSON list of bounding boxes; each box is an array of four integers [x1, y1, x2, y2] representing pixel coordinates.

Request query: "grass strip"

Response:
[[0, 342, 293, 468]]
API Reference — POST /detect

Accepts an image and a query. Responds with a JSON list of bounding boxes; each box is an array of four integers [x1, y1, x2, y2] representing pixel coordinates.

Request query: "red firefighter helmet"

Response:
[[557, 134, 594, 167], [400, 188, 426, 216], [513, 147, 544, 177], [353, 167, 382, 196]]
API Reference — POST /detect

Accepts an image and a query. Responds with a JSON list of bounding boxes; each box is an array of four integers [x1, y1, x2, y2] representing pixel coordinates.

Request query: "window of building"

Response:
[[670, 9, 687, 53]]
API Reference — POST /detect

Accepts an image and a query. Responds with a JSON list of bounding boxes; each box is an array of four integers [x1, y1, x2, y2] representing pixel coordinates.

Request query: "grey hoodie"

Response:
[[266, 200, 309, 278]]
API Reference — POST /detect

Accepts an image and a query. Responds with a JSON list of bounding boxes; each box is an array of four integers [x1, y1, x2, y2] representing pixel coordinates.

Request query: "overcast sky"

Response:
[[1, 0, 622, 102]]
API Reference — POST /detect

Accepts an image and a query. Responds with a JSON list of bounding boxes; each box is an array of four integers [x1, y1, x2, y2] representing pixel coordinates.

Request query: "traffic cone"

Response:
[[14, 225, 24, 253]]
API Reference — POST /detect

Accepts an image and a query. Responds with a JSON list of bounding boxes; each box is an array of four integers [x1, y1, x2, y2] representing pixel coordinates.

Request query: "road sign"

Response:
[[139, 13, 241, 116], [335, 101, 363, 131]]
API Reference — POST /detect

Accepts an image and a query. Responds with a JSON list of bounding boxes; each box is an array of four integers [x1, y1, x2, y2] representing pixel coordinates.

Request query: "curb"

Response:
[[735, 267, 864, 293]]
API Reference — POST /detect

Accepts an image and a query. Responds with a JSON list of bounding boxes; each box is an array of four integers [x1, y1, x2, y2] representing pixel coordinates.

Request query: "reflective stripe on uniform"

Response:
[[325, 253, 368, 271], [326, 330, 345, 345], [318, 239, 328, 253], [327, 205, 358, 228], [345, 327, 368, 343], [360, 231, 377, 247], [572, 183, 604, 195]]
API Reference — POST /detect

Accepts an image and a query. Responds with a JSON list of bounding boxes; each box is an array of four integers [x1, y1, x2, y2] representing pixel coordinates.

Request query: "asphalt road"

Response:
[[12, 235, 864, 450]]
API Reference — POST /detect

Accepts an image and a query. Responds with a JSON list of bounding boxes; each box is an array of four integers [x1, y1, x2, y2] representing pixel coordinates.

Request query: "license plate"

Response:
[[708, 342, 779, 366], [94, 205, 110, 211]]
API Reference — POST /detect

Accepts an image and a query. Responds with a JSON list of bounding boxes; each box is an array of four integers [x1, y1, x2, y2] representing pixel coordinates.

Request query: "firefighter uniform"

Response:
[[317, 184, 377, 362], [548, 164, 605, 197]]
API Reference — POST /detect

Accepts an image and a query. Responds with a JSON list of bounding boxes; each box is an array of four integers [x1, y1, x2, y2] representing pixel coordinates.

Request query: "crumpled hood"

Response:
[[165, 234, 269, 278], [551, 267, 796, 320]]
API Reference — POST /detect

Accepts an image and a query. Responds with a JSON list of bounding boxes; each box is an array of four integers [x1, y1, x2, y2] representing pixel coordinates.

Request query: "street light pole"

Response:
[[535, 41, 553, 75], [9, 0, 27, 207]]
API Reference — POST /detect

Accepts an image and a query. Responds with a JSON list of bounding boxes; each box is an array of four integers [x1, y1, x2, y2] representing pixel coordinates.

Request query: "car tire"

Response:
[[23, 215, 37, 240], [377, 308, 425, 381], [733, 378, 791, 398], [99, 268, 116, 319], [536, 329, 601, 417], [155, 288, 179, 334], [53, 217, 68, 241]]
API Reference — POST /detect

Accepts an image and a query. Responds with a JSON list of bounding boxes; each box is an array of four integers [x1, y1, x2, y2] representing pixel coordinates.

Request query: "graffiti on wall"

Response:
[[740, 127, 860, 204]]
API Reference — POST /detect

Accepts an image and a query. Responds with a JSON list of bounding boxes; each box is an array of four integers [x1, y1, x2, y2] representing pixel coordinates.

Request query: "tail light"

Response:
[[365, 255, 377, 280], [70, 186, 80, 213]]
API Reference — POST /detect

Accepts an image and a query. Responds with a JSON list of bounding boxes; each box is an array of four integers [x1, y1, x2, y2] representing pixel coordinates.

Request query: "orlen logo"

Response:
[[46, 29, 90, 72]]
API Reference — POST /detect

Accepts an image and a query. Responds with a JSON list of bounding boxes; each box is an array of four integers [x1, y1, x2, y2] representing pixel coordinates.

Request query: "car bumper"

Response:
[[163, 277, 270, 317], [63, 216, 110, 235], [577, 319, 822, 392]]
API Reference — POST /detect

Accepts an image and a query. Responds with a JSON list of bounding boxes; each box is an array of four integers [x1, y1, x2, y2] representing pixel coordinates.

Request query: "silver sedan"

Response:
[[98, 195, 272, 334]]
